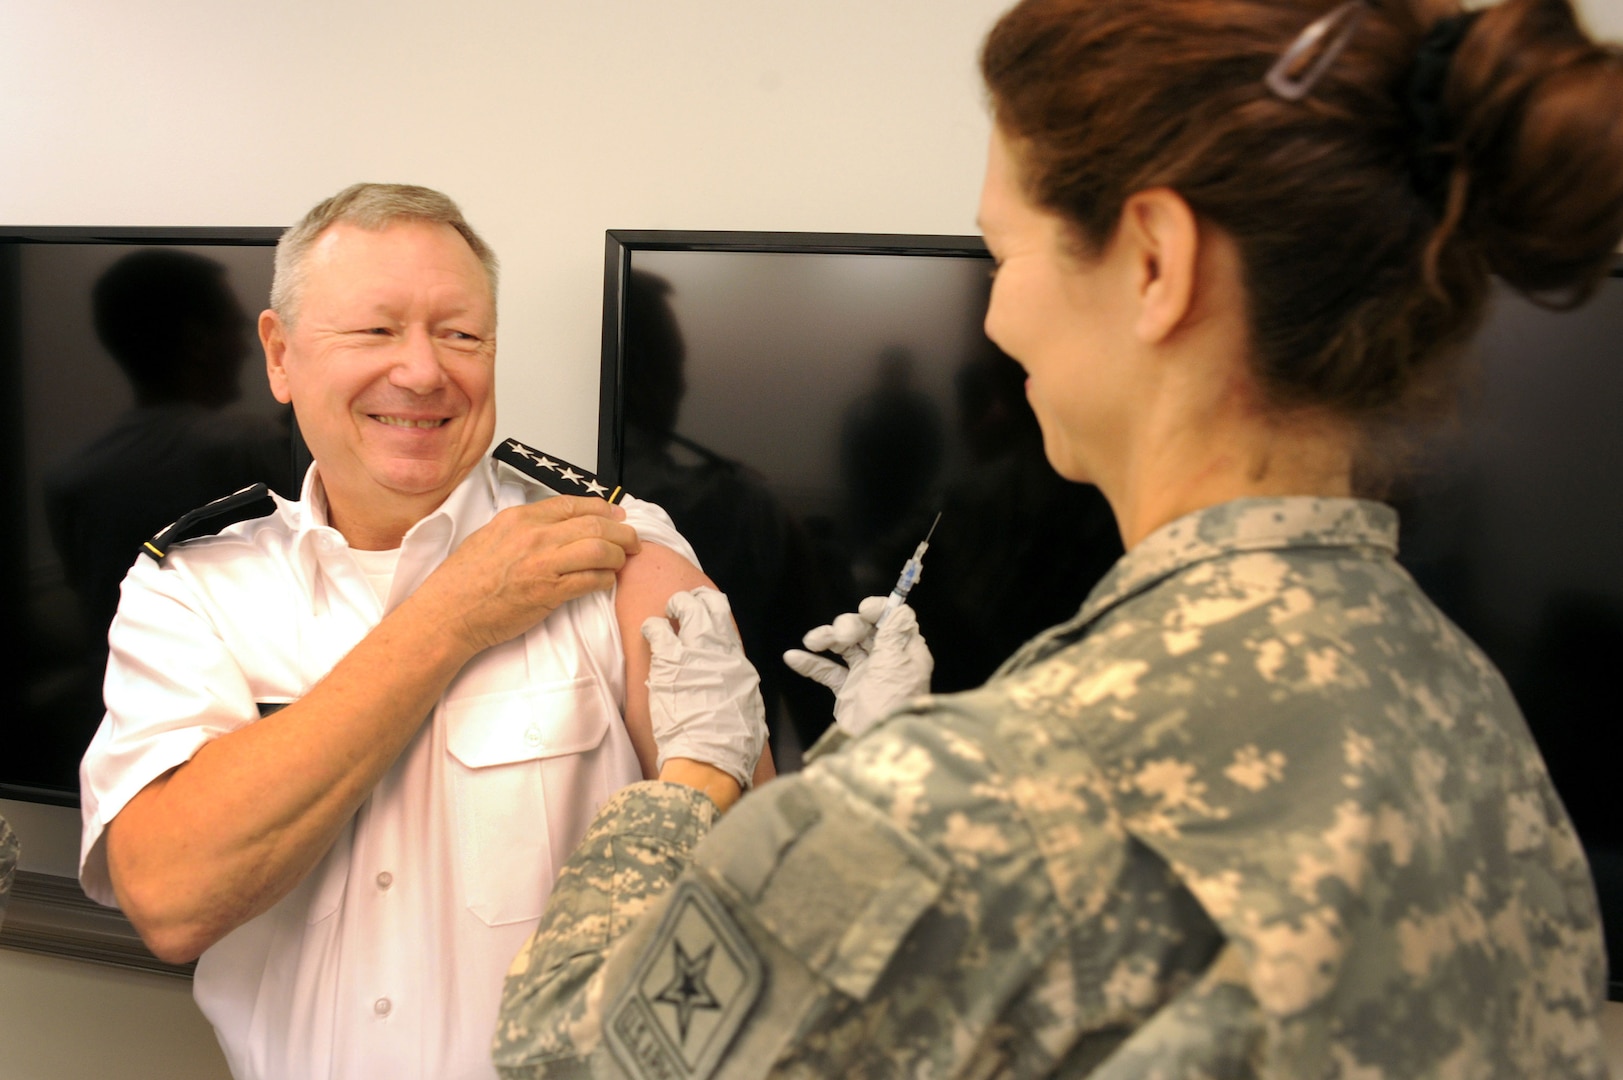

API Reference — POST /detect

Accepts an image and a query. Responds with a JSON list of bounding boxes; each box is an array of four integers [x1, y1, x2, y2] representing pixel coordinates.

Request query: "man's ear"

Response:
[[1119, 188, 1200, 346], [260, 309, 293, 405]]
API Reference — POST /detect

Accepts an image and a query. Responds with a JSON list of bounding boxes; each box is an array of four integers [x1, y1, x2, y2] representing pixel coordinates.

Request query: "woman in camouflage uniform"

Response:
[[495, 0, 1623, 1076]]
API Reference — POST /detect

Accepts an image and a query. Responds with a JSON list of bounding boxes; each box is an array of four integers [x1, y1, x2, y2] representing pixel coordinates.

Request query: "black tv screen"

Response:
[[599, 230, 1623, 995], [1, 227, 300, 805]]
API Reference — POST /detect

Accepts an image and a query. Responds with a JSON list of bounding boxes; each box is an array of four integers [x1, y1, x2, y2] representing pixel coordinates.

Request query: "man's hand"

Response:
[[783, 596, 933, 738], [641, 588, 768, 793], [414, 495, 642, 659]]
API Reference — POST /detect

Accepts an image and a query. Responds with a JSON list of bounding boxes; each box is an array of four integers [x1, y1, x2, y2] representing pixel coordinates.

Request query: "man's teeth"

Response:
[[374, 416, 446, 428]]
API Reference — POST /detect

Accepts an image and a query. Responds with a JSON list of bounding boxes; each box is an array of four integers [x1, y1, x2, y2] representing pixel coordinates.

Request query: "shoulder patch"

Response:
[[142, 483, 276, 563], [607, 880, 763, 1080], [492, 438, 626, 503]]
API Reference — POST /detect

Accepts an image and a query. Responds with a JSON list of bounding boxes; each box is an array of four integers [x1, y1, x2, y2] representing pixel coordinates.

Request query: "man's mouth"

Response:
[[372, 415, 449, 429]]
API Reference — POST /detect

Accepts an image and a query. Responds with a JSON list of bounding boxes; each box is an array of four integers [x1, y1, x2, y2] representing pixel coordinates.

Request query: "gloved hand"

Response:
[[782, 596, 933, 738], [642, 587, 769, 789]]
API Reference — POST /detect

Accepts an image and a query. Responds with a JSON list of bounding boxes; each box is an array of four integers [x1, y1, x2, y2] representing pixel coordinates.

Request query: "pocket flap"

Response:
[[444, 677, 612, 768]]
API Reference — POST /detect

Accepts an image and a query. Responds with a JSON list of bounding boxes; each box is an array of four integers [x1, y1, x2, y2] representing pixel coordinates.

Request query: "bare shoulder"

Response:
[[615, 542, 713, 621]]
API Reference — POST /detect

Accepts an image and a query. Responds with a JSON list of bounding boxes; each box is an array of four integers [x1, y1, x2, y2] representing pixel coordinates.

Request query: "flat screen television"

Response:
[[1, 226, 301, 806], [598, 230, 1623, 996]]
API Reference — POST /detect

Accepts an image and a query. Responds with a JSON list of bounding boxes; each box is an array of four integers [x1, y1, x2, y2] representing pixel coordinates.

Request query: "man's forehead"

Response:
[[302, 219, 494, 308], [308, 218, 473, 263]]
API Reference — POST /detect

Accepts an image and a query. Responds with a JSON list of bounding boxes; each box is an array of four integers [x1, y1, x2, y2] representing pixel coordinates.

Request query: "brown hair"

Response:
[[981, 0, 1623, 483], [271, 182, 499, 327]]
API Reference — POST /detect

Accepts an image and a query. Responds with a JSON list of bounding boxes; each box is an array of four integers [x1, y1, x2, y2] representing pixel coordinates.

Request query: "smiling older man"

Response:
[[76, 183, 769, 1080]]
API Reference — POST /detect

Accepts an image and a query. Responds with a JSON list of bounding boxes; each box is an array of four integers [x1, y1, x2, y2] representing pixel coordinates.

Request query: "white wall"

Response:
[[1, 0, 1007, 468], [5, 1, 1623, 1076]]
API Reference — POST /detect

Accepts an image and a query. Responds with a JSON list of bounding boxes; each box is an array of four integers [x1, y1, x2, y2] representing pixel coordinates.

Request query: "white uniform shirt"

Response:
[[79, 457, 698, 1080]]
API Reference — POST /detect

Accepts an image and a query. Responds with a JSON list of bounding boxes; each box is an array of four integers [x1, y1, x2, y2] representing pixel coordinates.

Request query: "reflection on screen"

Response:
[[2, 240, 294, 801]]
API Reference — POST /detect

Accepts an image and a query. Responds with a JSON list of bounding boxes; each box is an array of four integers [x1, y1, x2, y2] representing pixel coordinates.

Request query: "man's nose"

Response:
[[388, 326, 448, 393]]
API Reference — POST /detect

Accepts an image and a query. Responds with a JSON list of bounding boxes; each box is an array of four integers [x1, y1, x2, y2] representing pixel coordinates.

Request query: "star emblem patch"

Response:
[[607, 881, 762, 1080], [491, 437, 625, 504]]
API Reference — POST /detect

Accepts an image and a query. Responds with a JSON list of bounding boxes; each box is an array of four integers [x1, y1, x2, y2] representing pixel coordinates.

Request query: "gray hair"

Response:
[[270, 182, 499, 326]]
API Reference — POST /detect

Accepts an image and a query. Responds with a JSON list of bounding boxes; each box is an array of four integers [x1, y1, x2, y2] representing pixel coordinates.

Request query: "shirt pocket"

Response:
[[444, 676, 614, 926]]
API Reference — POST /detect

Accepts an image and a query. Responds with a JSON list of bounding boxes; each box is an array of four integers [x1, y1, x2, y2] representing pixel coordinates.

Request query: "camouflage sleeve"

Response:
[[495, 780, 719, 1076]]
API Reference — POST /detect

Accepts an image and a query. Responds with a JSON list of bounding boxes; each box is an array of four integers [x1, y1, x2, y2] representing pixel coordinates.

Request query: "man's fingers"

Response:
[[541, 533, 636, 577], [514, 498, 641, 555], [528, 493, 628, 523]]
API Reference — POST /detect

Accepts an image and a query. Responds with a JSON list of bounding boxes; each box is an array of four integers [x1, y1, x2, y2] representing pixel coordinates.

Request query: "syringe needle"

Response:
[[921, 511, 942, 546], [877, 512, 942, 625]]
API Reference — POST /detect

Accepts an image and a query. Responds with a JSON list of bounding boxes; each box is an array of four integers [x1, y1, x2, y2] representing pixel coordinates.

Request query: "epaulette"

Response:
[[492, 438, 626, 504], [142, 483, 277, 563]]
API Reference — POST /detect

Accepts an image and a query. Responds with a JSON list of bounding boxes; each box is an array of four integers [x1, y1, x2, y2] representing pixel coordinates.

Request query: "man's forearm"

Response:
[[105, 588, 480, 963]]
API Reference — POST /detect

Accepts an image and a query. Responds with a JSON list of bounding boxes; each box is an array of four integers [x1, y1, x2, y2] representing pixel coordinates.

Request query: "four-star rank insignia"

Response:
[[492, 437, 626, 503], [607, 881, 763, 1080]]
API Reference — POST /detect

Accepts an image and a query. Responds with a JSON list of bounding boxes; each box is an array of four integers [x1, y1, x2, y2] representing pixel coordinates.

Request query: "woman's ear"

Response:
[[1119, 188, 1200, 346]]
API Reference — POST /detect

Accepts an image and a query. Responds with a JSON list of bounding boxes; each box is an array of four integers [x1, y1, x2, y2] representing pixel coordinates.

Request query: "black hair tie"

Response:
[[1407, 10, 1484, 211]]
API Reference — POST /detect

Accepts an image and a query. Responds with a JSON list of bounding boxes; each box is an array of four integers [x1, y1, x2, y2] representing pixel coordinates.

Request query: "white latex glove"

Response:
[[782, 595, 933, 738], [642, 587, 769, 789]]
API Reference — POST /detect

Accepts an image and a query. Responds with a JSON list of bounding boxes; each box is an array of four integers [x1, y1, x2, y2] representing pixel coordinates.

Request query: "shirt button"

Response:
[[376, 871, 393, 890], [374, 998, 392, 1017], [524, 725, 543, 748]]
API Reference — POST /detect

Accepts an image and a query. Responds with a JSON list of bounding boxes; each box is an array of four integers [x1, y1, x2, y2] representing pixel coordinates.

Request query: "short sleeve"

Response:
[[617, 495, 701, 571], [78, 555, 260, 906]]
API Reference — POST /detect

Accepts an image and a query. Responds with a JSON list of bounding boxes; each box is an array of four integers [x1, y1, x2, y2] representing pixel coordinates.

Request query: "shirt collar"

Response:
[[282, 460, 500, 594], [1081, 496, 1397, 623], [997, 496, 1398, 676]]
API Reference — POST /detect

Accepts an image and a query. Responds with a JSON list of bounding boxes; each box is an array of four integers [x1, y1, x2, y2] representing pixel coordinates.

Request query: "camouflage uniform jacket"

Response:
[[494, 497, 1608, 1079]]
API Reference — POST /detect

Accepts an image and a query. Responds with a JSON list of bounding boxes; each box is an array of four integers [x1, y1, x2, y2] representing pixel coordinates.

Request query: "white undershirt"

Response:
[[348, 544, 403, 609]]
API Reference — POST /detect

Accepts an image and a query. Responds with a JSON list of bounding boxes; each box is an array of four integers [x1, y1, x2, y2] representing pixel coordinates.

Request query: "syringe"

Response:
[[877, 512, 942, 625]]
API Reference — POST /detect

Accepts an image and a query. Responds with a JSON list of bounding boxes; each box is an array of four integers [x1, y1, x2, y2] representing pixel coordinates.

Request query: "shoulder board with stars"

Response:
[[492, 438, 626, 503], [142, 483, 276, 563]]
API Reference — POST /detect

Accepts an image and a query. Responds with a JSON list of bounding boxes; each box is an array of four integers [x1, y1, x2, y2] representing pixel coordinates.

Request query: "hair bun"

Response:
[[1445, 0, 1623, 307]]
